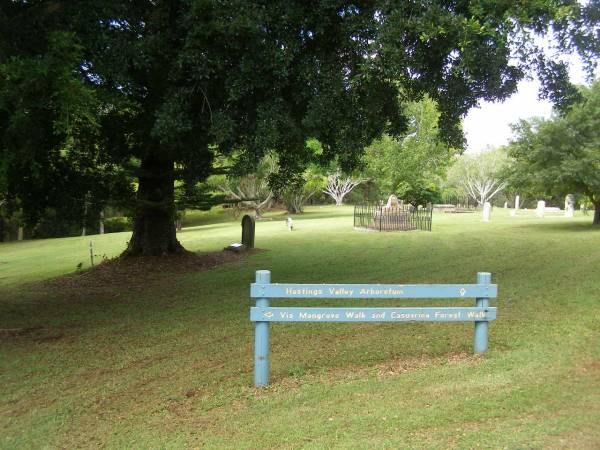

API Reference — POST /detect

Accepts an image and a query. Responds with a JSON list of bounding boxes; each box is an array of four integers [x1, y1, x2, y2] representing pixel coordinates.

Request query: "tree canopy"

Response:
[[507, 81, 600, 224], [1, 1, 599, 254]]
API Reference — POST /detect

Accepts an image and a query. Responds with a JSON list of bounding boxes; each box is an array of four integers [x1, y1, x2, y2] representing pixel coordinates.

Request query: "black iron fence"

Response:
[[354, 203, 433, 232]]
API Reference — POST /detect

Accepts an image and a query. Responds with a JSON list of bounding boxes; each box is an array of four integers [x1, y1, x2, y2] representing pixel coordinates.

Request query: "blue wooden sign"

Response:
[[250, 307, 496, 322], [250, 283, 497, 299], [250, 270, 498, 387]]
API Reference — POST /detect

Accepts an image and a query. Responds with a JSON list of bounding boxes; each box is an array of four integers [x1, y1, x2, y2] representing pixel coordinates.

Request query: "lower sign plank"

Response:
[[250, 307, 496, 322]]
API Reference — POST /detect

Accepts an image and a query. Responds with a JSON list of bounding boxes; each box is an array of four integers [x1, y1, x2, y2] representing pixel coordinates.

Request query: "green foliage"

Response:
[[282, 166, 325, 213], [103, 216, 132, 234], [507, 81, 600, 222], [364, 96, 454, 202], [0, 27, 132, 230]]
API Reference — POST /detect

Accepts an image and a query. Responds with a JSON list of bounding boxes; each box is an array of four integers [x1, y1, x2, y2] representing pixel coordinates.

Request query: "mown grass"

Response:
[[1, 206, 599, 449]]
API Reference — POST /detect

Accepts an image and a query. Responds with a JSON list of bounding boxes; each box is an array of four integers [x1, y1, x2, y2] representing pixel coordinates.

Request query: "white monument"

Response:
[[510, 195, 520, 217], [536, 200, 546, 218], [384, 194, 400, 210], [482, 202, 491, 222], [565, 194, 575, 218]]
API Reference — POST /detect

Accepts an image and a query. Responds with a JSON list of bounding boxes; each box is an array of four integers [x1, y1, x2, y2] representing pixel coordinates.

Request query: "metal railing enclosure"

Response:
[[354, 203, 433, 231]]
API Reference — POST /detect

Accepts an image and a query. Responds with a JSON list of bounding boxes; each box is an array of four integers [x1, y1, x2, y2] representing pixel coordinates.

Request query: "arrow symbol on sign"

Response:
[[263, 311, 274, 318], [459, 288, 466, 297]]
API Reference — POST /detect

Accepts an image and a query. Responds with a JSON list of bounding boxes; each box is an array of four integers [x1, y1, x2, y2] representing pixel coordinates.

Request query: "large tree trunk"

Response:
[[124, 154, 184, 256], [593, 200, 600, 225]]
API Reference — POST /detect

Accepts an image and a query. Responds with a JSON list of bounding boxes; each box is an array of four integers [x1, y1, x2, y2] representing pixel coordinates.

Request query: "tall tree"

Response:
[[1, 1, 599, 255], [365, 96, 455, 203], [508, 81, 600, 224]]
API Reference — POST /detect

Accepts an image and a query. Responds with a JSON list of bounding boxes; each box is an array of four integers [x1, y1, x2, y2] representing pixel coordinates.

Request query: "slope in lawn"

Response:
[[1, 206, 599, 448]]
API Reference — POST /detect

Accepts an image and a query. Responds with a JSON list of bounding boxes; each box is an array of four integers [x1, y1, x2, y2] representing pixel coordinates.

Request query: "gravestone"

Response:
[[241, 214, 255, 248], [482, 202, 491, 222], [384, 194, 400, 209], [565, 194, 575, 218], [536, 200, 545, 218], [511, 195, 520, 216]]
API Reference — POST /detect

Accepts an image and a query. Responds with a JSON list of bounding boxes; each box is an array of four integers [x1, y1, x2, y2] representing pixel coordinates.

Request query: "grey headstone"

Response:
[[241, 215, 255, 249]]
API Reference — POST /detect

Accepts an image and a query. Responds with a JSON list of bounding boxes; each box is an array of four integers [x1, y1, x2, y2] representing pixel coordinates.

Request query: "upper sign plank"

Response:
[[250, 283, 497, 299]]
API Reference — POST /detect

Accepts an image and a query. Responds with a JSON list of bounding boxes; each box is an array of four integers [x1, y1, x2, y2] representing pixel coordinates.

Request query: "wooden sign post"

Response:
[[250, 270, 497, 387]]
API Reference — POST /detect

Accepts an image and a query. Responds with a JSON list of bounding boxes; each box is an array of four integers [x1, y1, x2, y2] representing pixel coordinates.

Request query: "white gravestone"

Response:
[[384, 194, 400, 210], [536, 200, 545, 218], [511, 195, 520, 216], [565, 194, 575, 218], [482, 202, 491, 222], [286, 217, 294, 231]]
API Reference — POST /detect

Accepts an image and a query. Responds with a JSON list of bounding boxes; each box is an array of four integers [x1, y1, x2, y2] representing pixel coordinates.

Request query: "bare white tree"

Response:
[[464, 176, 507, 207], [218, 175, 273, 218], [447, 148, 509, 206], [217, 154, 276, 218], [323, 172, 364, 206]]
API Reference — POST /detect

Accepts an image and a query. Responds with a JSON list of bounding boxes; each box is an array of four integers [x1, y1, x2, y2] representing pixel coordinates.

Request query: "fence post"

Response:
[[429, 203, 433, 231], [474, 272, 491, 353], [254, 270, 271, 387]]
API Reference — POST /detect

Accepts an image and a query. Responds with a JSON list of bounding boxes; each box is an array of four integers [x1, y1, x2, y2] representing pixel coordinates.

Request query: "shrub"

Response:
[[103, 217, 132, 233]]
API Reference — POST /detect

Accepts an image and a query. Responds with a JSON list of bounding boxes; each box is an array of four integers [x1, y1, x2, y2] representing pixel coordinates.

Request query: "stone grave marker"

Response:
[[241, 214, 255, 248], [536, 200, 546, 218], [565, 194, 575, 218], [225, 214, 255, 252]]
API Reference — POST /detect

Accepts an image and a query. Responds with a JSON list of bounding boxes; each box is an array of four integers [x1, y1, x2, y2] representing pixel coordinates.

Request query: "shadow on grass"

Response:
[[513, 220, 599, 233]]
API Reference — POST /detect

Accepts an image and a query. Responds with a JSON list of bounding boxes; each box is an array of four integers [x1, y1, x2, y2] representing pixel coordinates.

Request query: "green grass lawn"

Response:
[[1, 206, 599, 449]]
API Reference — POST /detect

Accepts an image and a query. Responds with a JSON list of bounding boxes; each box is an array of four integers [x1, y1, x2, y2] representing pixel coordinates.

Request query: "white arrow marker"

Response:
[[264, 311, 274, 318], [459, 288, 466, 297]]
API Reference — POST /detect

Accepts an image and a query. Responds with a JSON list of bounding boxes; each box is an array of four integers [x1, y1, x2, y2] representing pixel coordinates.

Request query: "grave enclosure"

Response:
[[354, 199, 433, 231], [250, 270, 498, 387]]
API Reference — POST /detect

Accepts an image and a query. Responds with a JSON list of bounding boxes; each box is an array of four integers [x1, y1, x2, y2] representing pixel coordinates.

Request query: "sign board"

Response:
[[251, 307, 496, 322], [250, 270, 498, 387]]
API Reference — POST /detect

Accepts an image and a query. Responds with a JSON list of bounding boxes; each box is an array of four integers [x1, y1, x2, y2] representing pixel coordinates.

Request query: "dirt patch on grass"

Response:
[[0, 326, 66, 343], [265, 352, 482, 392], [37, 248, 264, 297], [376, 352, 478, 377]]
